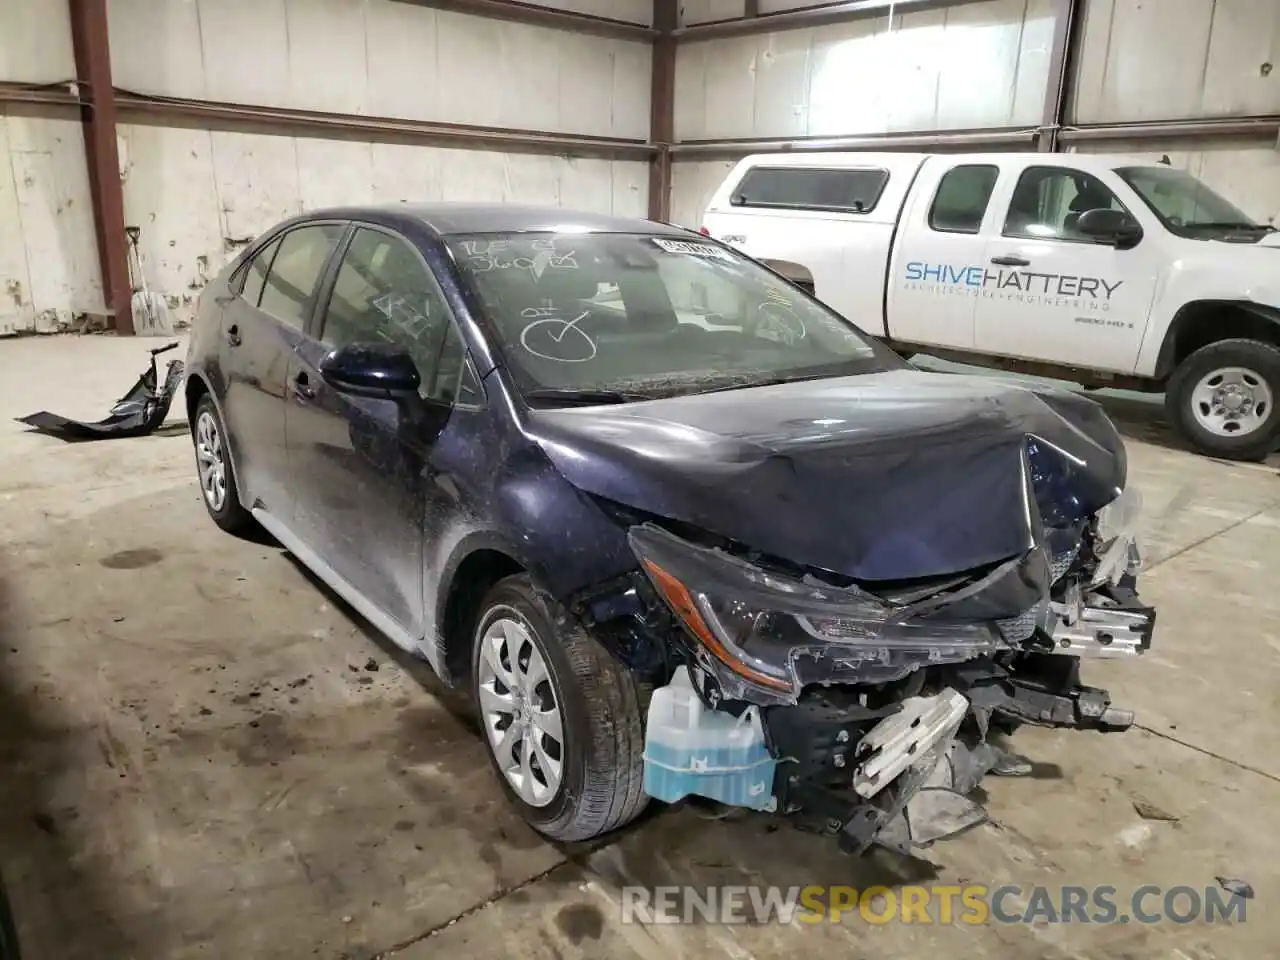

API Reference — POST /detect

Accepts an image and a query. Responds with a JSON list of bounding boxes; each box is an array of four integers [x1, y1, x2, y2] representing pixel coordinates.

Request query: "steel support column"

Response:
[[68, 0, 133, 335], [1039, 0, 1084, 152], [648, 0, 678, 221]]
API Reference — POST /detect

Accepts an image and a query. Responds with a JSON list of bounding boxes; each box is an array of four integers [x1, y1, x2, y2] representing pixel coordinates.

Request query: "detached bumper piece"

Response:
[[16, 342, 183, 442]]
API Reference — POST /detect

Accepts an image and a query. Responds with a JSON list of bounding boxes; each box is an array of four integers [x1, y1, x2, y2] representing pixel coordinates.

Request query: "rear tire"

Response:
[[1165, 338, 1280, 461], [471, 574, 648, 842], [191, 394, 255, 534]]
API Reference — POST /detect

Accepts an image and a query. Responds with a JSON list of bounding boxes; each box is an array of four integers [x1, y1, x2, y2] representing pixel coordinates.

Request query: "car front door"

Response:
[[285, 225, 480, 641], [887, 160, 1001, 349], [974, 163, 1160, 372], [219, 222, 345, 517]]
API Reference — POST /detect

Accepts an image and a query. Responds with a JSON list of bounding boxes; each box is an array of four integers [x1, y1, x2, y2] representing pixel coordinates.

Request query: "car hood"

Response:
[[525, 369, 1127, 582]]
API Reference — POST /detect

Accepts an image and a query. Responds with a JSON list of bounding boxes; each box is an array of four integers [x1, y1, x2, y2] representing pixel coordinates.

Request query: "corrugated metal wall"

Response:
[[0, 2, 102, 334], [670, 0, 1280, 228], [675, 0, 1054, 141], [1, 0, 652, 332]]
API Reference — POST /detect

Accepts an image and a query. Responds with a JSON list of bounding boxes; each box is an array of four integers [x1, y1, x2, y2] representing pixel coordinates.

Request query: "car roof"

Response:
[[296, 203, 694, 238]]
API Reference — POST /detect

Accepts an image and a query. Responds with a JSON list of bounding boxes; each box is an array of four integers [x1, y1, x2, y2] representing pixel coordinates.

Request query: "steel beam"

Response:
[[113, 91, 655, 160], [675, 0, 981, 41], [68, 0, 133, 335], [392, 0, 656, 40], [670, 125, 1039, 160], [1059, 116, 1280, 143], [1039, 0, 1084, 152], [648, 0, 678, 220], [0, 81, 82, 109]]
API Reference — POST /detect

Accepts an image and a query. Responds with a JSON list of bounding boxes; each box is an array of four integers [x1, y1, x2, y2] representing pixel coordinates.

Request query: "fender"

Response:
[[427, 454, 639, 687], [1152, 299, 1280, 380], [1136, 251, 1280, 378]]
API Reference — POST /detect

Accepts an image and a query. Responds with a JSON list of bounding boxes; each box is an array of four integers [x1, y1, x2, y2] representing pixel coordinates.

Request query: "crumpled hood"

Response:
[[526, 370, 1127, 582]]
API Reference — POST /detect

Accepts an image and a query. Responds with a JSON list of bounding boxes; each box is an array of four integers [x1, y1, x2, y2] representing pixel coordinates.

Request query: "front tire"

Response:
[[191, 394, 255, 534], [471, 574, 648, 842], [1165, 338, 1280, 461]]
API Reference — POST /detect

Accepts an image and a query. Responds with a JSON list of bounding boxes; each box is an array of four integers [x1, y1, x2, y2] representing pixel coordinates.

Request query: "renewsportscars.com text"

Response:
[[620, 884, 1248, 926]]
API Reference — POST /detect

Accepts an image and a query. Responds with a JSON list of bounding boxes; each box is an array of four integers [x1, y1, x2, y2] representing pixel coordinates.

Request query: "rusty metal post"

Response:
[[69, 0, 134, 334], [1039, 0, 1084, 153], [648, 0, 678, 222]]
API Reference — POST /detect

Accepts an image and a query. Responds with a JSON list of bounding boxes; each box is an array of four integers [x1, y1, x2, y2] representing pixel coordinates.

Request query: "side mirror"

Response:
[[319, 342, 421, 399], [1076, 208, 1143, 248]]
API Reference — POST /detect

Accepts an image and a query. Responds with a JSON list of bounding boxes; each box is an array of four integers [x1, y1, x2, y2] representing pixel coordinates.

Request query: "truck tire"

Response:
[[1166, 338, 1280, 461], [471, 574, 648, 842]]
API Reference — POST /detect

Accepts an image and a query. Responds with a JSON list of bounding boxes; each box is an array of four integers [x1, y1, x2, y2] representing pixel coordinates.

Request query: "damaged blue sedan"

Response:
[[183, 204, 1152, 854]]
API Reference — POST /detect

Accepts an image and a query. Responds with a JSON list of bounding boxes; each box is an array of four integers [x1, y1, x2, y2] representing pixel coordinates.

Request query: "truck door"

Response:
[[974, 163, 1160, 373], [887, 160, 1003, 349]]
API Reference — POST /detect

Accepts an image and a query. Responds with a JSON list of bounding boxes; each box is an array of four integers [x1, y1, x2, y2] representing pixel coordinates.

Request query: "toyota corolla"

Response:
[[184, 204, 1153, 854]]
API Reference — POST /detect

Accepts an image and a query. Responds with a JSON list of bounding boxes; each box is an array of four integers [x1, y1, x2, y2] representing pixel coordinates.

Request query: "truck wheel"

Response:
[[1166, 338, 1280, 461], [471, 574, 648, 842]]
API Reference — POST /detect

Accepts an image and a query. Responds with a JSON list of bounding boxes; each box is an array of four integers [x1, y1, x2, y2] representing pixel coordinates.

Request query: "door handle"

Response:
[[293, 372, 316, 401], [991, 255, 1031, 267], [226, 324, 242, 347]]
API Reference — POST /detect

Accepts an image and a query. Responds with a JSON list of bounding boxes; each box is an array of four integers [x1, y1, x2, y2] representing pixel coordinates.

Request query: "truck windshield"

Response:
[[446, 232, 898, 401], [1115, 166, 1267, 234]]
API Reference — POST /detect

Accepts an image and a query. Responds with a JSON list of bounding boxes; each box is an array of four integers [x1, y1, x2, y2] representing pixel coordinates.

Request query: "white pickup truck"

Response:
[[700, 152, 1280, 460]]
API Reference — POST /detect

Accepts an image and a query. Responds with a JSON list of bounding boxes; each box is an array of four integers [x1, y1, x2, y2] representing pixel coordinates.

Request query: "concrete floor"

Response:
[[0, 334, 1276, 960]]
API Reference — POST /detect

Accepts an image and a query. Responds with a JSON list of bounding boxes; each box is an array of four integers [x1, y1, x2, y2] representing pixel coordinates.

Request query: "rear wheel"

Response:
[[471, 574, 647, 842], [191, 394, 255, 534], [1166, 338, 1280, 461]]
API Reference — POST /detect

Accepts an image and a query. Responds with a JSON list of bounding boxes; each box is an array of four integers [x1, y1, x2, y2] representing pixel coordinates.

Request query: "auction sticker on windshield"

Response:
[[651, 238, 735, 262]]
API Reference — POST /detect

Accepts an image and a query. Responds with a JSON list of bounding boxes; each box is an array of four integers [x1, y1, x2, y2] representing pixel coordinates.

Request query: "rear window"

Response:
[[730, 166, 887, 214]]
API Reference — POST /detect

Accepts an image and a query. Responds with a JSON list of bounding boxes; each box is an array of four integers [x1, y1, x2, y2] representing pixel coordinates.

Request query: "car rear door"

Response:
[[219, 222, 345, 517], [886, 159, 1002, 349], [284, 225, 480, 641]]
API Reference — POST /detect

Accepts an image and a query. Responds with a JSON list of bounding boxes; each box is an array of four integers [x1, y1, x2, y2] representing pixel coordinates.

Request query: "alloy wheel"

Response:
[[476, 613, 565, 808], [195, 410, 228, 512]]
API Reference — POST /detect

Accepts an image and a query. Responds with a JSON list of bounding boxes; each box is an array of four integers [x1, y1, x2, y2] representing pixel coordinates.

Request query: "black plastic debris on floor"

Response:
[[16, 342, 184, 442]]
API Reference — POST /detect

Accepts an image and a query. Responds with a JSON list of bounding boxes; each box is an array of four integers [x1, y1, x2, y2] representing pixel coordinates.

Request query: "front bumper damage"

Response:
[[610, 484, 1153, 855]]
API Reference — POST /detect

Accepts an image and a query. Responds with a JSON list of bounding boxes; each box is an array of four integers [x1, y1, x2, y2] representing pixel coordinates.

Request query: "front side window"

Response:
[[1115, 166, 1265, 236], [258, 224, 345, 328], [731, 167, 888, 214], [1003, 167, 1130, 243], [446, 232, 898, 400], [239, 236, 281, 306], [321, 227, 466, 403], [929, 164, 999, 234]]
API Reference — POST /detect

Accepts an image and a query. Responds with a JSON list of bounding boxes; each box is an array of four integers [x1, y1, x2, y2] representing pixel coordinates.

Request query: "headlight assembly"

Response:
[[629, 524, 1001, 701]]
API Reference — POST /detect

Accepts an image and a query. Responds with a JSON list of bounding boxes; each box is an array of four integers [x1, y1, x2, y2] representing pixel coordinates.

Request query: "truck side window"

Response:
[[928, 165, 999, 234], [731, 167, 888, 214], [1004, 167, 1131, 243]]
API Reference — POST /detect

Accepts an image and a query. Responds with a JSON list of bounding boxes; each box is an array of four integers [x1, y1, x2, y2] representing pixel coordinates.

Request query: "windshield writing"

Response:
[[447, 232, 891, 398]]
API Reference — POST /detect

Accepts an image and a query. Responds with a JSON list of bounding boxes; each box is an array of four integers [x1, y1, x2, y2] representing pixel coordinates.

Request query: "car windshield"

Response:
[[1115, 166, 1263, 231], [446, 231, 896, 400]]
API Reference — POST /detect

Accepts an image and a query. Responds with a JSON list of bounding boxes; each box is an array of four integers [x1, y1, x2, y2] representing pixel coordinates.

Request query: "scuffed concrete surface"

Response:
[[0, 335, 1277, 959]]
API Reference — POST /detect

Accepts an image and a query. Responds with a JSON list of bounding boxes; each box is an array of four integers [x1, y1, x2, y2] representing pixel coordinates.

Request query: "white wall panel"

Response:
[[670, 159, 737, 229], [0, 0, 76, 83], [1070, 139, 1280, 226], [1074, 0, 1280, 123], [676, 0, 1052, 141], [116, 125, 649, 327], [0, 117, 102, 335], [107, 0, 651, 139], [680, 0, 747, 26], [529, 0, 653, 23]]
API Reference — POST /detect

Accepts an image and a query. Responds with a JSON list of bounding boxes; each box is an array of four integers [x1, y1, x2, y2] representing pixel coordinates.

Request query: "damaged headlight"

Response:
[[1092, 486, 1143, 586], [629, 525, 1001, 701]]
